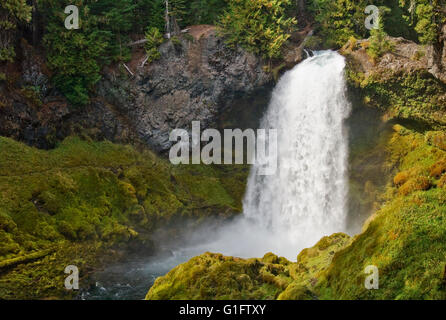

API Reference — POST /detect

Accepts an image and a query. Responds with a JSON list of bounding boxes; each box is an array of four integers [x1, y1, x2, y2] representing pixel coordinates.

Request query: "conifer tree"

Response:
[[0, 0, 32, 64], [218, 0, 297, 60]]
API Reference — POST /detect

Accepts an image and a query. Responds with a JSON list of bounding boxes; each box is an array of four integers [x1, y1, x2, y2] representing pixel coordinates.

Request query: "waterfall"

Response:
[[241, 51, 351, 258], [176, 51, 352, 261], [86, 51, 353, 299]]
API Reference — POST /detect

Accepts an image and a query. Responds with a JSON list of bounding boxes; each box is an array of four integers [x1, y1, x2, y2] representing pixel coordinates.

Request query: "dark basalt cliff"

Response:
[[0, 28, 273, 151]]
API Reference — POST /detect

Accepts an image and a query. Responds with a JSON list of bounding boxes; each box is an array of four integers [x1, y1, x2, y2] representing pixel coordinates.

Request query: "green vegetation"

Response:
[[41, 0, 136, 105], [313, 127, 446, 300], [0, 0, 31, 62], [0, 136, 248, 299], [145, 27, 165, 64], [147, 126, 446, 300], [412, 0, 445, 44], [346, 66, 446, 128], [366, 25, 395, 61], [217, 0, 297, 60], [308, 0, 444, 48], [35, 0, 230, 105], [186, 0, 228, 26], [147, 233, 350, 300]]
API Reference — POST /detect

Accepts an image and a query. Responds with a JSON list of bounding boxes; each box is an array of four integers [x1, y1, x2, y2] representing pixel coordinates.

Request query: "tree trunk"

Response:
[[32, 0, 39, 46], [165, 0, 171, 39], [429, 22, 446, 83], [296, 0, 308, 28]]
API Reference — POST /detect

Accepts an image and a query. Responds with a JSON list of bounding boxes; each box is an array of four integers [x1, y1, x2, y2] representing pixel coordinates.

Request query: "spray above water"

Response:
[[84, 51, 352, 299], [196, 51, 352, 260]]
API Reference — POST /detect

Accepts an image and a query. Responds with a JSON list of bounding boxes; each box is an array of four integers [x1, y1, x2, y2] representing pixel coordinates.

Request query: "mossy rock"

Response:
[[146, 252, 292, 300], [0, 136, 248, 299], [147, 233, 351, 300], [346, 64, 446, 129]]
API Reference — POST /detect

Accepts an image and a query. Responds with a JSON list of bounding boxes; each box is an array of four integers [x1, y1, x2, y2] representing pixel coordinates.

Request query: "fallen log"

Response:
[[0, 248, 56, 269], [128, 39, 147, 47]]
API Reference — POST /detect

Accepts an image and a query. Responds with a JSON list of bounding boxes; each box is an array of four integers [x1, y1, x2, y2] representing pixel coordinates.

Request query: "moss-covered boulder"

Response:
[[278, 233, 351, 300], [344, 37, 446, 129], [146, 233, 351, 300], [146, 252, 292, 300]]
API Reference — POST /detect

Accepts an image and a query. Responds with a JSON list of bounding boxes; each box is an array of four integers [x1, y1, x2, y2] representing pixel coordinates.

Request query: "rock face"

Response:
[[344, 36, 446, 128], [0, 41, 139, 149], [427, 24, 446, 84], [98, 27, 272, 151], [0, 27, 272, 151]]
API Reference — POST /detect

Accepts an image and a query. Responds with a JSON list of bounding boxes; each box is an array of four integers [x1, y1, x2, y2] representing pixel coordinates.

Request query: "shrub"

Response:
[[367, 25, 395, 61], [145, 27, 165, 64], [0, 0, 32, 63], [217, 0, 297, 60], [41, 0, 136, 105]]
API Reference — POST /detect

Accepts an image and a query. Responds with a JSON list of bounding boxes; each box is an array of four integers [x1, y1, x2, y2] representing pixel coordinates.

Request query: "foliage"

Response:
[[308, 0, 422, 47], [37, 0, 233, 105], [411, 0, 446, 44], [217, 0, 297, 60], [366, 24, 395, 61], [347, 65, 446, 128], [145, 27, 165, 64], [0, 0, 32, 62], [40, 0, 136, 105], [185, 0, 229, 26], [309, 0, 370, 47], [133, 0, 164, 33]]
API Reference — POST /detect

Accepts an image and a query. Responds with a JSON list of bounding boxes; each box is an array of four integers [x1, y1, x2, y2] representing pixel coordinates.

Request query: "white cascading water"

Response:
[[241, 50, 351, 258], [177, 51, 351, 261]]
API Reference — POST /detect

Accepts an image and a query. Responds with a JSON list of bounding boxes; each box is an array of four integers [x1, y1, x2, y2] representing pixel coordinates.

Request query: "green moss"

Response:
[[146, 233, 351, 300], [147, 126, 446, 300], [0, 136, 248, 299], [278, 233, 351, 300], [313, 126, 446, 300], [146, 252, 292, 300], [347, 67, 446, 128]]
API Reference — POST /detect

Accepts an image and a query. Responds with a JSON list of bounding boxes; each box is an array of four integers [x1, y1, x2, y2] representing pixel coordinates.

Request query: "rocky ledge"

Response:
[[343, 36, 446, 129], [0, 26, 273, 151]]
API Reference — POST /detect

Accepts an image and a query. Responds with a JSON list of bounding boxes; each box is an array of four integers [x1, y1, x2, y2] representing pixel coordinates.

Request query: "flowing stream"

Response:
[[83, 50, 352, 299]]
